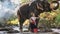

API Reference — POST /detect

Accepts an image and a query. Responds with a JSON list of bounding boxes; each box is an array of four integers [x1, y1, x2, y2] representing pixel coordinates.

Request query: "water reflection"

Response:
[[0, 31, 57, 34], [0, 31, 7, 34]]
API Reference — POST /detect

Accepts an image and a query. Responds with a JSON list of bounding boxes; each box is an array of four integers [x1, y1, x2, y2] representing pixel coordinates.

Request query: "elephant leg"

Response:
[[19, 17, 26, 32]]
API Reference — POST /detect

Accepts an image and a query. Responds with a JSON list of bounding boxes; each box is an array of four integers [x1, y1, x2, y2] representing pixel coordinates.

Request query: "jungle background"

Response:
[[0, 0, 60, 29]]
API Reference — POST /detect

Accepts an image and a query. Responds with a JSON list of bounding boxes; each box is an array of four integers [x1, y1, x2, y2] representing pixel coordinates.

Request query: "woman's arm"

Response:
[[36, 15, 40, 19], [36, 17, 40, 19], [29, 18, 32, 23]]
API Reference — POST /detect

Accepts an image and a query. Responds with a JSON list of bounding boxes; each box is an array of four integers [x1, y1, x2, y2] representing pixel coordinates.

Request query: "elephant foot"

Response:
[[20, 29, 23, 32]]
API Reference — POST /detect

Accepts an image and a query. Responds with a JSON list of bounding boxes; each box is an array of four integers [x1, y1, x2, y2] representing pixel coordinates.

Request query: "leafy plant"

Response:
[[54, 13, 60, 27]]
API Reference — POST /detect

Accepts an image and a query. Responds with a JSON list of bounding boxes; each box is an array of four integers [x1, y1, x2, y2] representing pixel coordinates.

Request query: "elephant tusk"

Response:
[[37, 3, 43, 10], [37, 3, 40, 9]]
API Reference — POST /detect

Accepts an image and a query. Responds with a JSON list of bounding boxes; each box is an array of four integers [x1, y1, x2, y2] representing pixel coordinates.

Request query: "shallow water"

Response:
[[0, 31, 54, 34], [0, 26, 60, 34]]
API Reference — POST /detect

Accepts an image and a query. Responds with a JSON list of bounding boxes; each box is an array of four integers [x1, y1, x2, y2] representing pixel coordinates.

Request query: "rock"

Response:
[[53, 32, 59, 34], [0, 28, 13, 31], [7, 30, 19, 33]]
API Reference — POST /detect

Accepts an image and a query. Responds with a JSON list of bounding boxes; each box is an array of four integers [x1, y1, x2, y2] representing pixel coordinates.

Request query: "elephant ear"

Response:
[[50, 1, 59, 10]]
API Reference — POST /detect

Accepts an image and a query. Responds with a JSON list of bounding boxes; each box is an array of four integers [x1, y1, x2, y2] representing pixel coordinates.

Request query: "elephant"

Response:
[[17, 0, 59, 32]]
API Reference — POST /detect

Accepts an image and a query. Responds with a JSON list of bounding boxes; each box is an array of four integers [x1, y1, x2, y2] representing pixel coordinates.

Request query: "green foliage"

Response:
[[21, 0, 30, 3], [55, 14, 60, 22], [8, 14, 17, 21], [54, 13, 60, 27], [38, 10, 60, 28], [6, 14, 17, 26], [48, 0, 51, 2]]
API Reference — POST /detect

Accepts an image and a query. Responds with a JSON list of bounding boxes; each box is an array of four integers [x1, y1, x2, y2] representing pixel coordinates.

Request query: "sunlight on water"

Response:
[[0, 31, 7, 34]]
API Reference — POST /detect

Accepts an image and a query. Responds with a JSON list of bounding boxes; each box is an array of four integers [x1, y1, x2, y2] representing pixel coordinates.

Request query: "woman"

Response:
[[29, 12, 39, 32]]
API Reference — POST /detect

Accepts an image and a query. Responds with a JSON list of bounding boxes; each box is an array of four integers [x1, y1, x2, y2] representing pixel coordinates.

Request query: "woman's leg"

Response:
[[30, 23, 38, 32]]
